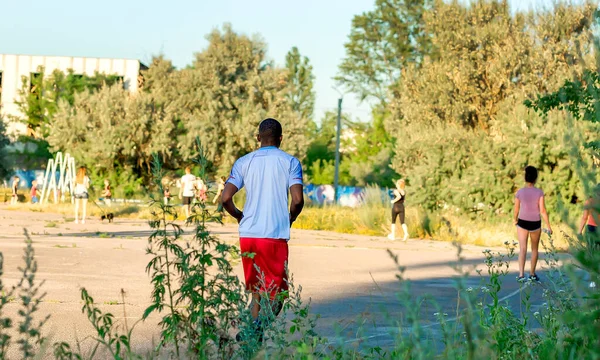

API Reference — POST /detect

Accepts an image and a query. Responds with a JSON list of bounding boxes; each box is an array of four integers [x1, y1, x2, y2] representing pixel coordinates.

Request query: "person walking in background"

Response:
[[10, 176, 20, 205], [30, 179, 39, 204], [163, 183, 172, 206], [222, 118, 304, 342], [73, 167, 90, 224], [579, 183, 599, 288], [388, 179, 409, 241], [213, 176, 226, 214], [514, 166, 552, 282], [196, 178, 208, 203], [102, 179, 112, 207], [579, 184, 599, 236], [179, 166, 196, 219]]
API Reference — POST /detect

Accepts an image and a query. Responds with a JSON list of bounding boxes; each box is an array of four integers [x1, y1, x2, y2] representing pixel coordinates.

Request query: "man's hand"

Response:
[[235, 210, 244, 224]]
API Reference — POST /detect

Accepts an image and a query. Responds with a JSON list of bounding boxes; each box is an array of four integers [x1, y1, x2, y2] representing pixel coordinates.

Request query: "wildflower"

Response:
[[467, 287, 473, 292], [534, 312, 540, 317], [512, 241, 518, 246], [443, 313, 448, 317], [504, 241, 510, 246], [481, 286, 490, 293], [434, 312, 440, 316]]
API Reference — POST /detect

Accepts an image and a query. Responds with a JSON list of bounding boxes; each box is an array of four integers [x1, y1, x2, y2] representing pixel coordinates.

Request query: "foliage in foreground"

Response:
[[0, 137, 599, 359]]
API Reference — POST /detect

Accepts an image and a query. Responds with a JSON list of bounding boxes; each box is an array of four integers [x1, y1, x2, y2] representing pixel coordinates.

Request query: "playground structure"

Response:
[[40, 152, 76, 205]]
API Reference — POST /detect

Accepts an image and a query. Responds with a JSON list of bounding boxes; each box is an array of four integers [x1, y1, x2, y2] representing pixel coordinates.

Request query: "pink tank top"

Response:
[[516, 187, 544, 221]]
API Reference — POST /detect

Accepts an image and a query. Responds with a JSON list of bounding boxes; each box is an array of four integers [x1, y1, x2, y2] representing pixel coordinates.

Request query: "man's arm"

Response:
[[222, 183, 244, 223], [289, 184, 304, 225]]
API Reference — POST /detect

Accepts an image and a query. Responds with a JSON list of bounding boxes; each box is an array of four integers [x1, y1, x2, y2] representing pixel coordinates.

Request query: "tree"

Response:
[[285, 47, 315, 121], [381, 1, 598, 216], [47, 83, 180, 184], [346, 109, 398, 187], [336, 0, 432, 103], [47, 25, 313, 185], [14, 67, 121, 134], [0, 116, 10, 180], [177, 24, 310, 174], [388, 0, 596, 131]]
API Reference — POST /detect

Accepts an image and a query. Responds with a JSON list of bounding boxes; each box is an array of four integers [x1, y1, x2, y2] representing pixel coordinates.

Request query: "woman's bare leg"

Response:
[[517, 226, 529, 277], [81, 199, 88, 224], [529, 229, 542, 275], [74, 199, 80, 223]]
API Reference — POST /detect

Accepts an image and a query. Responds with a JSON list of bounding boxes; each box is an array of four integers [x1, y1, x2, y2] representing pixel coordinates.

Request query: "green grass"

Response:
[[44, 221, 58, 228]]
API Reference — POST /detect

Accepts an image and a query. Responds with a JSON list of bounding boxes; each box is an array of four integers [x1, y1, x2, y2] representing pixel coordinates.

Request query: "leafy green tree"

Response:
[[176, 24, 311, 174], [14, 67, 121, 133], [346, 109, 398, 187], [337, 0, 432, 103], [285, 47, 315, 121], [304, 111, 354, 184], [389, 0, 596, 131], [47, 25, 313, 185], [381, 1, 598, 216], [47, 83, 180, 185], [0, 116, 10, 179]]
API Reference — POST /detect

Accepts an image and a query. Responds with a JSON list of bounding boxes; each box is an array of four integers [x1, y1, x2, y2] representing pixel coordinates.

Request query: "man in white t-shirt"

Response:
[[222, 118, 304, 342], [179, 166, 196, 219]]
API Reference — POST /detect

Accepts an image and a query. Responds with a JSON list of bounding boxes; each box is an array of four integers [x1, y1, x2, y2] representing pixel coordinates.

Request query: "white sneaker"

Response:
[[387, 233, 395, 240], [403, 235, 409, 242], [81, 220, 85, 224], [75, 219, 79, 224]]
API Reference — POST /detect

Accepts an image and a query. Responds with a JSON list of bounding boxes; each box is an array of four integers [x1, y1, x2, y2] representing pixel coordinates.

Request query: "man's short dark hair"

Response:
[[525, 166, 538, 183], [259, 118, 282, 140]]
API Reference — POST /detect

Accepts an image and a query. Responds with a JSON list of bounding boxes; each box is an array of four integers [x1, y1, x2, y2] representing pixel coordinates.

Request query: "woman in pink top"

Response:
[[513, 166, 552, 282]]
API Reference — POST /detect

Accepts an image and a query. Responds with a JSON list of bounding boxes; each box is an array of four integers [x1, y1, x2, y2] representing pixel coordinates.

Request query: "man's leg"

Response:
[[253, 238, 288, 322]]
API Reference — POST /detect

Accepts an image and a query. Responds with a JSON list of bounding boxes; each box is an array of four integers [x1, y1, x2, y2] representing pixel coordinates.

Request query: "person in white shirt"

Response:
[[222, 118, 304, 343], [179, 166, 196, 219], [73, 167, 90, 224]]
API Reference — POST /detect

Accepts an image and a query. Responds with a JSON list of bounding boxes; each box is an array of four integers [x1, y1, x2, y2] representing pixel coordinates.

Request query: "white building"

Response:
[[0, 54, 147, 136]]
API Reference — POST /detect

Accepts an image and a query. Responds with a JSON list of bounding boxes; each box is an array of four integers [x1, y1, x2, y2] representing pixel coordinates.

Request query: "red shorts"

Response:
[[239, 237, 289, 300]]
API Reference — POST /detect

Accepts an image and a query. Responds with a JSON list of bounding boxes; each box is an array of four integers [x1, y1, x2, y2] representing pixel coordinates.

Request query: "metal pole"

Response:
[[334, 97, 342, 204]]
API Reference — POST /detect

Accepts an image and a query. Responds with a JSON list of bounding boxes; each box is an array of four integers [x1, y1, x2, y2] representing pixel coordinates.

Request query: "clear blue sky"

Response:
[[1, 0, 555, 123]]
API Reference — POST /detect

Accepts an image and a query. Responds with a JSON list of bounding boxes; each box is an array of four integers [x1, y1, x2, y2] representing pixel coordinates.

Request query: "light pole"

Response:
[[333, 88, 343, 204]]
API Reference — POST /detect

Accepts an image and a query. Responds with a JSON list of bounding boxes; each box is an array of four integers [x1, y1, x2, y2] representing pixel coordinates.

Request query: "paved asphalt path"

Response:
[[0, 207, 557, 357]]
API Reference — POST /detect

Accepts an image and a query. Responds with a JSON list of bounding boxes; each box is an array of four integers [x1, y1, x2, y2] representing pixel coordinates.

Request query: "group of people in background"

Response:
[[164, 166, 226, 218], [389, 165, 598, 285]]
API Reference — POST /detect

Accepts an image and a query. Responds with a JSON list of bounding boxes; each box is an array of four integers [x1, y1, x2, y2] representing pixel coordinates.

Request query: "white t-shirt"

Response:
[[181, 174, 196, 197], [226, 146, 303, 240], [74, 176, 90, 195]]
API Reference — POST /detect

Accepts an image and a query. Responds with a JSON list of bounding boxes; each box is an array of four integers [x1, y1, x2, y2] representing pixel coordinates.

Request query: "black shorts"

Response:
[[588, 225, 597, 233], [74, 193, 89, 200], [392, 202, 405, 224], [517, 219, 541, 232], [182, 196, 193, 205]]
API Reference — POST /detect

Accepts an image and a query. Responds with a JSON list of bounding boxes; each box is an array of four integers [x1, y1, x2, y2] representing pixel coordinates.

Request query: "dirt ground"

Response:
[[0, 206, 554, 357]]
